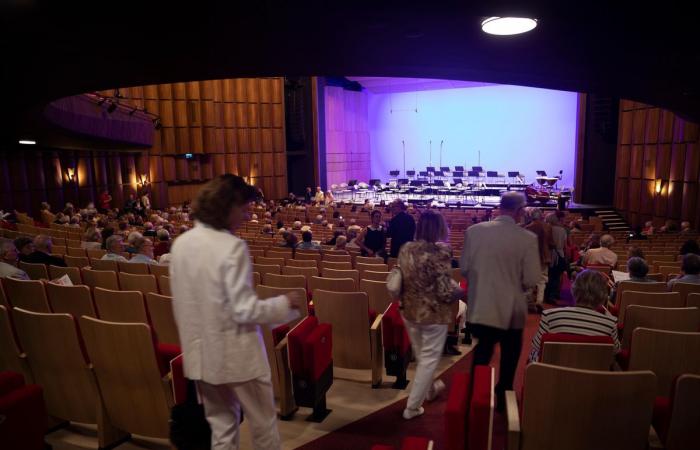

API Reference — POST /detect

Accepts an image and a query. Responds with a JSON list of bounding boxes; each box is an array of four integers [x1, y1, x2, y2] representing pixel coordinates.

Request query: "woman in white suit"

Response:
[[170, 175, 303, 450]]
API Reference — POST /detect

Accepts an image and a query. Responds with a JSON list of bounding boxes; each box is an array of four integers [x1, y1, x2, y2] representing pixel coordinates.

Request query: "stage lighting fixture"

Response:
[[153, 118, 162, 130], [481, 17, 537, 35], [107, 102, 118, 113], [18, 139, 36, 145]]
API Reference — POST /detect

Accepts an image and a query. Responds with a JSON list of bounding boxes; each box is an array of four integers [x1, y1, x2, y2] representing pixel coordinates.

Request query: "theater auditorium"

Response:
[[1, 4, 699, 450]]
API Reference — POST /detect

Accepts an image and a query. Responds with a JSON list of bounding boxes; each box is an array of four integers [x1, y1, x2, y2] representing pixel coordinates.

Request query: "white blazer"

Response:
[[170, 222, 298, 384], [460, 215, 541, 330]]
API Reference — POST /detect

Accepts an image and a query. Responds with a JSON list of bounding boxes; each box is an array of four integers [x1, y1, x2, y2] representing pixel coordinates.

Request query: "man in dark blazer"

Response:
[[387, 200, 416, 258], [23, 235, 66, 267]]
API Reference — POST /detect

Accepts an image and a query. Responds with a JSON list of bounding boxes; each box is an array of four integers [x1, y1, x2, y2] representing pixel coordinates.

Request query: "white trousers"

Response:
[[535, 265, 549, 305], [197, 374, 280, 450], [457, 300, 467, 331], [403, 319, 448, 410]]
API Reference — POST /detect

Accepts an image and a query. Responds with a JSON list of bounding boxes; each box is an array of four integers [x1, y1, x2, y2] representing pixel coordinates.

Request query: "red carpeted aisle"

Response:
[[294, 310, 545, 450]]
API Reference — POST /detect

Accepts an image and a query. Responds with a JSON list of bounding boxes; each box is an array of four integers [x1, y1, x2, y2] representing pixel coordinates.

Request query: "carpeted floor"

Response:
[[295, 275, 574, 450]]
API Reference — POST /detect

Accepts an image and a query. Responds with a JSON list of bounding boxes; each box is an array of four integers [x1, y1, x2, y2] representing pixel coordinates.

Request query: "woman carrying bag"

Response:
[[387, 210, 464, 420]]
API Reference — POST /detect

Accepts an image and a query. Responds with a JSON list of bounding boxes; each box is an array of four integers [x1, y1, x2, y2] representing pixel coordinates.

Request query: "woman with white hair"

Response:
[[0, 241, 30, 280], [81, 227, 103, 250], [583, 234, 618, 267], [128, 234, 158, 264]]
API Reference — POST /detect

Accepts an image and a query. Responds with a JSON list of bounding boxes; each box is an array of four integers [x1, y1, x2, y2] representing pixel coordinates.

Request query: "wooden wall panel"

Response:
[[615, 101, 700, 228]]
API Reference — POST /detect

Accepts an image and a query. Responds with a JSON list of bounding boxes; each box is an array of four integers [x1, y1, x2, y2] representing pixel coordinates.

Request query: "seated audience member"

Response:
[[627, 246, 645, 260], [296, 231, 321, 250], [68, 215, 81, 228], [668, 253, 700, 289], [279, 231, 298, 249], [680, 221, 694, 234], [357, 209, 387, 258], [324, 190, 334, 205], [292, 220, 302, 231], [261, 224, 274, 235], [100, 226, 115, 250], [128, 234, 158, 264], [117, 221, 130, 237], [679, 239, 700, 256], [13, 237, 35, 261], [583, 234, 618, 267], [314, 186, 325, 204], [347, 218, 362, 235], [659, 219, 679, 233], [641, 220, 655, 236], [528, 269, 620, 362], [142, 222, 157, 237], [158, 253, 172, 265], [333, 235, 348, 251], [101, 235, 128, 262], [276, 220, 285, 230], [24, 235, 66, 267], [153, 229, 171, 258], [325, 230, 343, 246], [346, 229, 361, 250], [304, 187, 313, 204], [0, 241, 30, 280], [81, 227, 103, 250], [610, 257, 652, 302], [249, 214, 259, 224]]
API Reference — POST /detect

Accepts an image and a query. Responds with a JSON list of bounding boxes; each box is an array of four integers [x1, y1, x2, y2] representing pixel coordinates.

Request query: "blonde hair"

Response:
[[415, 210, 448, 243]]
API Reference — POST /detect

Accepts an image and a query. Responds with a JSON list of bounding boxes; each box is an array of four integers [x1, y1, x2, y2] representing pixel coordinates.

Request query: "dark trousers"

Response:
[[470, 324, 523, 396], [545, 263, 564, 302]]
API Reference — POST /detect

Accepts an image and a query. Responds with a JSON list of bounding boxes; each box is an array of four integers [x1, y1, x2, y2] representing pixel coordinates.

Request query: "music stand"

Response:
[[453, 178, 463, 185], [406, 170, 416, 177], [389, 170, 400, 177], [536, 170, 547, 176], [472, 166, 483, 173], [398, 178, 409, 186], [507, 171, 520, 177], [369, 179, 381, 187], [440, 166, 450, 172], [426, 166, 435, 173], [348, 179, 358, 187], [419, 171, 430, 178], [486, 171, 498, 178], [467, 170, 479, 177], [453, 171, 464, 178], [455, 166, 465, 172], [434, 171, 444, 178]]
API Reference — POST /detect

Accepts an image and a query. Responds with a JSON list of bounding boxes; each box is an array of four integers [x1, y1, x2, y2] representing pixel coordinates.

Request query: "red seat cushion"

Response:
[[371, 446, 395, 450], [303, 323, 332, 380], [288, 316, 319, 375], [445, 371, 470, 450], [0, 383, 47, 450], [0, 371, 25, 395], [382, 302, 410, 355], [271, 324, 290, 345], [469, 366, 494, 450], [401, 437, 431, 450], [170, 355, 187, 405], [616, 348, 631, 370], [156, 343, 182, 377], [652, 395, 671, 442], [610, 304, 620, 316]]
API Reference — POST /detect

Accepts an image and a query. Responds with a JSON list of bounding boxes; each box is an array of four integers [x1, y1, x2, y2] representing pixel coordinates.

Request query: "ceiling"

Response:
[[2, 2, 700, 143], [346, 77, 494, 94]]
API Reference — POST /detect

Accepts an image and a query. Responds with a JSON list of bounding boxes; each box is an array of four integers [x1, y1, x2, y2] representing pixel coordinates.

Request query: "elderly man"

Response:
[[313, 186, 325, 204], [128, 234, 158, 264], [101, 235, 128, 262], [524, 208, 554, 313], [460, 192, 540, 410], [296, 231, 321, 250], [24, 235, 66, 267], [584, 234, 618, 267], [387, 200, 416, 258], [0, 241, 30, 280], [668, 253, 700, 288], [544, 213, 568, 304]]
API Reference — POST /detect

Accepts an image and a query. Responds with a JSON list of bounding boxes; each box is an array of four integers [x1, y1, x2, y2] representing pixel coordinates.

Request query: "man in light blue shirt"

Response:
[[668, 253, 700, 289], [101, 235, 128, 262], [295, 231, 321, 251], [128, 234, 158, 265]]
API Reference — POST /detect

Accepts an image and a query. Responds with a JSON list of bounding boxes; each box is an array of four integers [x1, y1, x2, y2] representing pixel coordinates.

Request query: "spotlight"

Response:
[[481, 17, 537, 35], [18, 139, 36, 145], [107, 102, 118, 113], [153, 117, 162, 130]]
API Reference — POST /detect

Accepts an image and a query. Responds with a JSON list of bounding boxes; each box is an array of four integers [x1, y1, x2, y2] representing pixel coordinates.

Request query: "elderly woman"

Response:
[[154, 228, 171, 258], [528, 269, 620, 362], [389, 210, 462, 420], [100, 235, 128, 262], [128, 234, 158, 264], [82, 227, 103, 250]]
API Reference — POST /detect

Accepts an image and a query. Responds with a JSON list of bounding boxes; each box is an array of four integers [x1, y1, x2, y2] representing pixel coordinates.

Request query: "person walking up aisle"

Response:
[[460, 192, 540, 411], [171, 174, 303, 450], [389, 210, 463, 420]]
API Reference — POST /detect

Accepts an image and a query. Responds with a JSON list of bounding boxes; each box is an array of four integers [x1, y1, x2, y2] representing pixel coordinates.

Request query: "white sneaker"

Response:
[[425, 380, 446, 402], [402, 406, 425, 420]]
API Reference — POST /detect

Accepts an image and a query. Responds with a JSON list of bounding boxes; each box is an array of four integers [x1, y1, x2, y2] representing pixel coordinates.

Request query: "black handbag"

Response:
[[169, 380, 210, 450]]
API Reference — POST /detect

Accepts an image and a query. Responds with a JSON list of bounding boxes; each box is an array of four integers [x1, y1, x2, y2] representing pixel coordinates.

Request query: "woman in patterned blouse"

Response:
[[391, 210, 462, 420]]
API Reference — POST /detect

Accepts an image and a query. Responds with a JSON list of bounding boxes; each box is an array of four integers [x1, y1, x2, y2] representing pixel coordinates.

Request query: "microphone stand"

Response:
[[402, 140, 406, 175], [429, 140, 432, 168], [439, 140, 444, 168]]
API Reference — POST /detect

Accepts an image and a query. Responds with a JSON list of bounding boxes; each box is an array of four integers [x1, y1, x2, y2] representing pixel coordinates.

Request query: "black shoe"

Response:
[[443, 345, 462, 356], [495, 391, 506, 413]]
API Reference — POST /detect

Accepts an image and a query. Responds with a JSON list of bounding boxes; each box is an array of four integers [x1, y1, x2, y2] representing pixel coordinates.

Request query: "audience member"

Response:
[[641, 220, 655, 236], [141, 192, 151, 212], [680, 221, 694, 234], [627, 246, 645, 260], [324, 190, 334, 205], [99, 190, 112, 213], [23, 235, 66, 267], [314, 186, 324, 204], [524, 207, 554, 313], [668, 253, 700, 288], [82, 227, 103, 250], [0, 241, 30, 280], [154, 229, 171, 258], [129, 234, 158, 264], [357, 210, 387, 258], [296, 231, 321, 250], [346, 229, 360, 250], [13, 237, 35, 260], [347, 218, 362, 234], [583, 234, 618, 267], [544, 212, 567, 303], [304, 187, 313, 204], [627, 257, 652, 282], [333, 235, 347, 251], [100, 226, 115, 250], [388, 200, 416, 258], [101, 235, 128, 262], [679, 239, 700, 256], [170, 174, 301, 450], [460, 192, 540, 411], [528, 269, 620, 362], [142, 222, 157, 237]]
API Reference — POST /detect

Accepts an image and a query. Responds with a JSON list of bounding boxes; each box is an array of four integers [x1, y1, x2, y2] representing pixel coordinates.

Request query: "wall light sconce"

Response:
[[66, 167, 76, 183], [138, 174, 150, 186]]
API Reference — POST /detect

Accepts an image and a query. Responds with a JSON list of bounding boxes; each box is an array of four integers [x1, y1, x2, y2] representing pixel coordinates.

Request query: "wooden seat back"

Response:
[[323, 254, 351, 263], [541, 342, 615, 370], [118, 272, 158, 295], [252, 263, 282, 278], [158, 275, 172, 296], [322, 268, 360, 285], [90, 258, 119, 271], [48, 265, 82, 285], [614, 281, 667, 304], [671, 282, 700, 304], [320, 261, 353, 272], [293, 252, 321, 263], [66, 247, 87, 257], [46, 283, 96, 319], [64, 255, 89, 268], [286, 259, 318, 268], [145, 293, 180, 346], [622, 306, 700, 349], [148, 264, 169, 278], [256, 285, 309, 322], [355, 256, 383, 267], [263, 273, 306, 289], [666, 374, 700, 450], [360, 279, 392, 313], [80, 316, 172, 438], [81, 268, 119, 290], [628, 328, 700, 397], [308, 276, 356, 295], [356, 263, 389, 279], [256, 256, 285, 266], [0, 305, 31, 380], [86, 249, 107, 259], [93, 287, 148, 323], [282, 265, 319, 280], [118, 261, 150, 274], [1, 278, 50, 312], [687, 293, 700, 308], [362, 270, 390, 282], [618, 291, 684, 325], [18, 261, 48, 280]]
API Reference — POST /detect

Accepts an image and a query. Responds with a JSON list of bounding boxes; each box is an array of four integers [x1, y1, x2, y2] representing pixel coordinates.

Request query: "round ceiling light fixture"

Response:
[[481, 17, 537, 35]]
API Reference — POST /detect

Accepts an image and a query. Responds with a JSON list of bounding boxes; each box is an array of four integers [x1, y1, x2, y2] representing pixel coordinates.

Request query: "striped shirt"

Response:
[[528, 306, 620, 362]]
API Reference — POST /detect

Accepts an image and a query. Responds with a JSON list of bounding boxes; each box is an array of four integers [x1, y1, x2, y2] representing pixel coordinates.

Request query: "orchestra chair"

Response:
[[256, 256, 286, 266], [282, 265, 319, 281], [81, 268, 120, 291], [357, 263, 389, 280], [118, 272, 158, 295], [660, 374, 700, 450], [148, 264, 169, 278], [612, 281, 667, 305], [613, 291, 683, 324], [256, 285, 309, 321], [355, 256, 384, 267], [286, 316, 333, 421], [361, 279, 393, 313], [687, 293, 700, 308], [322, 268, 360, 285], [381, 302, 411, 389], [93, 287, 148, 324], [313, 290, 383, 387], [86, 249, 107, 259], [0, 370, 47, 450], [12, 308, 128, 448], [308, 277, 356, 298], [80, 316, 175, 440], [145, 293, 180, 346], [252, 263, 282, 279], [64, 255, 89, 268], [323, 254, 352, 263], [118, 261, 150, 275], [286, 259, 318, 269], [539, 333, 615, 370], [506, 363, 656, 450], [371, 437, 434, 450], [445, 365, 495, 450], [620, 306, 700, 351], [363, 270, 390, 282], [0, 306, 32, 381], [48, 265, 82, 285], [671, 282, 700, 304], [263, 273, 306, 290], [0, 278, 50, 313], [320, 260, 353, 272], [45, 283, 97, 319], [158, 275, 172, 296], [90, 258, 118, 272], [18, 261, 48, 280]]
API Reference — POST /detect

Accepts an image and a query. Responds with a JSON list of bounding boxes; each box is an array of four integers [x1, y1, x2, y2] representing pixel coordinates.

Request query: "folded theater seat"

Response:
[[382, 301, 411, 389], [0, 371, 47, 450], [445, 365, 495, 450], [371, 437, 434, 450], [287, 316, 333, 422]]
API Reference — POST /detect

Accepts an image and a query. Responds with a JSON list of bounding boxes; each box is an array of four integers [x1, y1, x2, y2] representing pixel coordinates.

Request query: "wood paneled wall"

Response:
[[1, 78, 287, 216], [614, 100, 700, 228]]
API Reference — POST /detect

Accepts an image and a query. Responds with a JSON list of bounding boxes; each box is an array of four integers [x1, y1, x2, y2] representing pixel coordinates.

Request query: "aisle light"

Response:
[[19, 139, 36, 145], [481, 17, 537, 35]]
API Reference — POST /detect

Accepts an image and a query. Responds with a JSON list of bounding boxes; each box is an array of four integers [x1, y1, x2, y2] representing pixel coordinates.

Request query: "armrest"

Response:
[[273, 337, 297, 417], [370, 313, 383, 387], [505, 390, 520, 450]]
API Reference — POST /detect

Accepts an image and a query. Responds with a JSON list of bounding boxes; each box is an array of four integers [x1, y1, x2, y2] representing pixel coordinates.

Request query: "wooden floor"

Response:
[[46, 341, 475, 450]]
